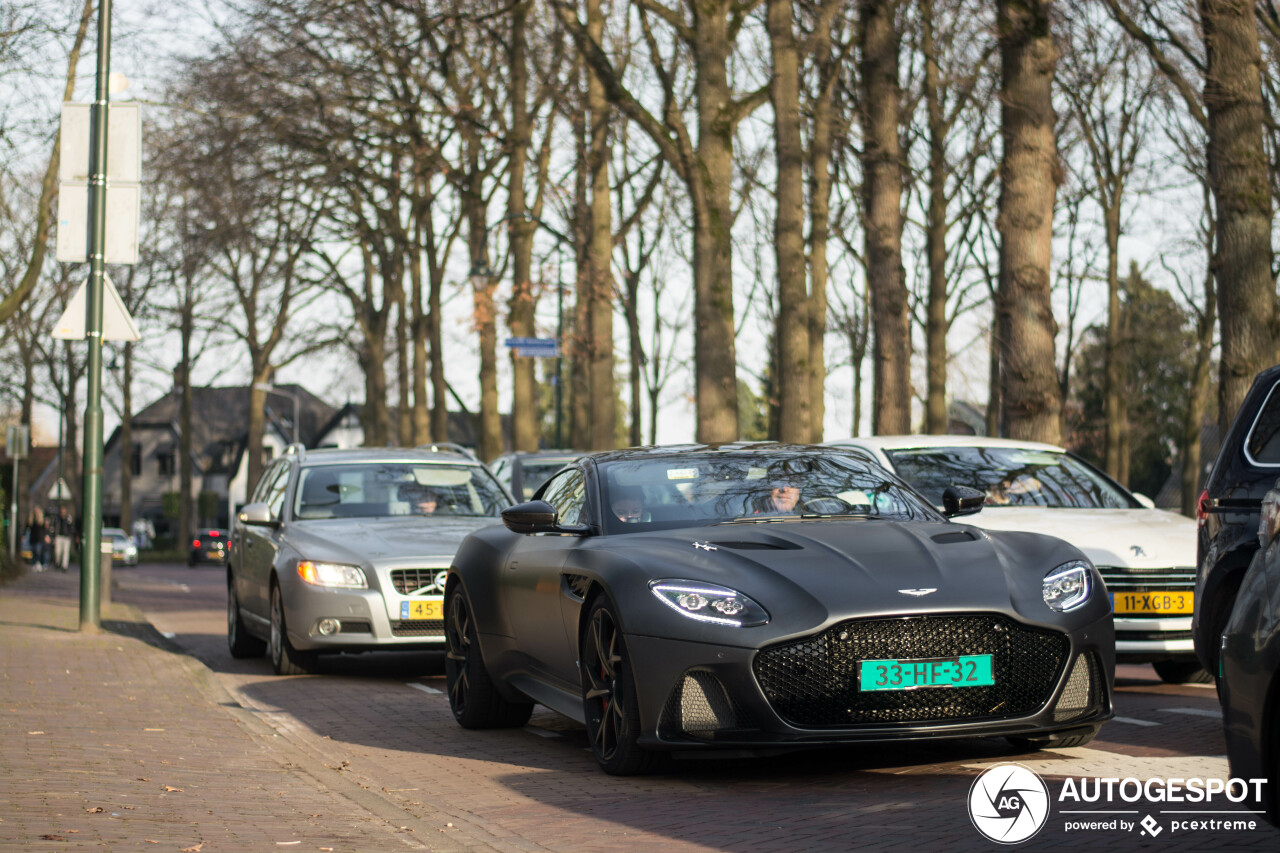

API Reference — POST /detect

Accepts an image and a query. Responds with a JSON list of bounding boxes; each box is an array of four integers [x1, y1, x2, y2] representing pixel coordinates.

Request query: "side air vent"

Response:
[[563, 574, 592, 601]]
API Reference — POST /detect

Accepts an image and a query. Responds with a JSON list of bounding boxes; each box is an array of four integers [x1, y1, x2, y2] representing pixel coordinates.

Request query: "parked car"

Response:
[[102, 526, 138, 566], [825, 435, 1204, 683], [487, 449, 585, 501], [189, 529, 229, 567], [1196, 363, 1280, 678], [444, 443, 1114, 775], [228, 445, 513, 674], [1218, 477, 1280, 825]]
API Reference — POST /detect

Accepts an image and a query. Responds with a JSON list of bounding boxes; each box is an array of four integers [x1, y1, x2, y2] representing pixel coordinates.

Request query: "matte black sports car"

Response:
[[444, 444, 1115, 774]]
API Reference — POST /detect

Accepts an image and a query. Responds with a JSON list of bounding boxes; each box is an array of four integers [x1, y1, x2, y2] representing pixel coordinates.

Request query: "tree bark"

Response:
[[507, 0, 540, 453], [584, 0, 616, 451], [922, 0, 950, 435], [1103, 208, 1125, 481], [1202, 0, 1277, 432], [860, 0, 910, 435], [768, 0, 811, 444], [996, 0, 1061, 443]]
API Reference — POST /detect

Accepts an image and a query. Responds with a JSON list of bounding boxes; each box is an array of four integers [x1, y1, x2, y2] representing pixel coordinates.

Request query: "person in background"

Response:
[[51, 504, 77, 572], [26, 506, 49, 572]]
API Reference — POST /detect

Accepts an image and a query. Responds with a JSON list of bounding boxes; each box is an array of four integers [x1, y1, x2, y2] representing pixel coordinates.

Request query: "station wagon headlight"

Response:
[[649, 580, 769, 627], [297, 560, 367, 589], [1043, 560, 1092, 612]]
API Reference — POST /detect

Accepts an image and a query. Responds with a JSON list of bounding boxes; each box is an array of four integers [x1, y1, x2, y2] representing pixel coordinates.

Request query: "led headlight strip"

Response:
[[649, 580, 769, 627]]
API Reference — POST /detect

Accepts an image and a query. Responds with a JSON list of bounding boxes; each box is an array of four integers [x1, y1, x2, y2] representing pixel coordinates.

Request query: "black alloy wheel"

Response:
[[227, 578, 266, 658], [269, 584, 315, 675], [444, 586, 532, 728], [581, 597, 662, 775]]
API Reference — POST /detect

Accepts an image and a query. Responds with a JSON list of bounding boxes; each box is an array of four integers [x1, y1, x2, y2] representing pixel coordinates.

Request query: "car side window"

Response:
[[1246, 382, 1280, 465], [261, 464, 291, 521], [250, 462, 282, 504], [541, 468, 587, 527]]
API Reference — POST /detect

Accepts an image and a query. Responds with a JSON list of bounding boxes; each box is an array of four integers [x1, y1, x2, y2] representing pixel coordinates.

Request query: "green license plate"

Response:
[[858, 654, 995, 691]]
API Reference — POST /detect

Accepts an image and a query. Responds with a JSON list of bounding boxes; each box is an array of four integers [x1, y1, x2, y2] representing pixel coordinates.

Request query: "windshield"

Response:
[[598, 450, 944, 534], [885, 446, 1136, 509], [294, 463, 507, 520]]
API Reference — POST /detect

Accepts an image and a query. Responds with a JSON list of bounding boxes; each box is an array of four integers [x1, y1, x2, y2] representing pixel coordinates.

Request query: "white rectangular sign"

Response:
[[56, 182, 141, 264], [59, 102, 142, 183]]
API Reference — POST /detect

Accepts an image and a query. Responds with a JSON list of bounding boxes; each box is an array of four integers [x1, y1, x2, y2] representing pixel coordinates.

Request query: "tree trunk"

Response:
[[807, 4, 838, 444], [246, 365, 271, 498], [178, 306, 194, 549], [923, 0, 950, 435], [424, 218, 449, 443], [769, 0, 811, 444], [395, 289, 411, 446], [996, 0, 1061, 443], [585, 0, 616, 451], [860, 0, 910, 435], [410, 207, 429, 444], [507, 0, 540, 453], [1103, 206, 1124, 479], [1202, 0, 1276, 433]]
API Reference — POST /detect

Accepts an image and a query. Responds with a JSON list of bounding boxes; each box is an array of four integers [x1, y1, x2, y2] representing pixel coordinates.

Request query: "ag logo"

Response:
[[968, 762, 1050, 844]]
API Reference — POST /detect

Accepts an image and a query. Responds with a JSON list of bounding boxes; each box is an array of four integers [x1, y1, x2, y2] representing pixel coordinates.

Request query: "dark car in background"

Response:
[[445, 443, 1114, 775], [488, 450, 585, 501], [1218, 478, 1280, 825], [189, 529, 229, 567], [1196, 364, 1280, 676]]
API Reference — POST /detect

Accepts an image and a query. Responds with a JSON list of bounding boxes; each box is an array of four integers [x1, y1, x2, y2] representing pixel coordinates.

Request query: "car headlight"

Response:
[[649, 580, 769, 627], [296, 560, 367, 589], [1043, 560, 1092, 612]]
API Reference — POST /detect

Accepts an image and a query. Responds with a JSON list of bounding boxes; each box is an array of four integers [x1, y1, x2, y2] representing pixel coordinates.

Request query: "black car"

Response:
[[1196, 364, 1280, 675], [444, 444, 1115, 775], [1219, 478, 1280, 825], [487, 450, 585, 501], [189, 528, 229, 567]]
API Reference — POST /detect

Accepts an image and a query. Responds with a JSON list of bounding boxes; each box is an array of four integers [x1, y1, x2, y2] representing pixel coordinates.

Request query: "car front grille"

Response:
[[391, 620, 445, 637], [753, 613, 1069, 728], [1096, 566, 1195, 592], [391, 568, 447, 595]]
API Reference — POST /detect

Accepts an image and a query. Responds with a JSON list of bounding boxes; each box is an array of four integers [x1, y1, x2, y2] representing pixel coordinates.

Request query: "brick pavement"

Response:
[[0, 567, 467, 852]]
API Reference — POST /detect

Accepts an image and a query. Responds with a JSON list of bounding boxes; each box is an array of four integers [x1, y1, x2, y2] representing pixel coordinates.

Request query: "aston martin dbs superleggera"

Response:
[[444, 444, 1115, 775]]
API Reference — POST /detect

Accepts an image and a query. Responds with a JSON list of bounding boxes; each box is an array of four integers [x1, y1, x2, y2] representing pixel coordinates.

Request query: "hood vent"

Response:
[[931, 530, 979, 545], [711, 539, 801, 551]]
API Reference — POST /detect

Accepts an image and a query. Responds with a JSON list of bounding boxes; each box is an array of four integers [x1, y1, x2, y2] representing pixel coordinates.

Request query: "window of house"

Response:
[[157, 451, 175, 476], [130, 443, 141, 476]]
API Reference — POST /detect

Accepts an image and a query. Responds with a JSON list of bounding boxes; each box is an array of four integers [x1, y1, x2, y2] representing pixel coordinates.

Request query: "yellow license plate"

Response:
[[400, 599, 443, 620], [1112, 591, 1194, 615]]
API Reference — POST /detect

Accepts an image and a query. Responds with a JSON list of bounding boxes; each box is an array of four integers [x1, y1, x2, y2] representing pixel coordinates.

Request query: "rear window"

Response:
[[1245, 382, 1280, 465], [885, 447, 1136, 509]]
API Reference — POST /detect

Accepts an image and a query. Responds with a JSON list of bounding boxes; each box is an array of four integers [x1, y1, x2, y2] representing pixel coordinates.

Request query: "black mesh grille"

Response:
[[753, 614, 1069, 727], [660, 671, 755, 737], [1053, 652, 1102, 722], [391, 620, 445, 637], [391, 569, 447, 595]]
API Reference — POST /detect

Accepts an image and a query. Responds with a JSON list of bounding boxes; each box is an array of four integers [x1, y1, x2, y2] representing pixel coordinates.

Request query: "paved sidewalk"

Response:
[[0, 567, 462, 852]]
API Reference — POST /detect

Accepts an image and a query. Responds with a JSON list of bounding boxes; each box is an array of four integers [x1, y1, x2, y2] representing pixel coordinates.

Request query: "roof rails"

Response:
[[283, 443, 306, 461], [416, 442, 478, 460]]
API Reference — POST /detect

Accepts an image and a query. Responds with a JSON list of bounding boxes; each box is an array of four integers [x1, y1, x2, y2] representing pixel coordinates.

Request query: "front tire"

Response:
[[444, 585, 532, 728], [1153, 660, 1214, 684], [581, 597, 662, 775], [269, 584, 315, 675], [228, 578, 266, 658]]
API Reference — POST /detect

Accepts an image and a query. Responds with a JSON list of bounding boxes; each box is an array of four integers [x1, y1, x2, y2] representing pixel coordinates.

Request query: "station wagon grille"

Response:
[[391, 568, 447, 595], [753, 614, 1069, 727]]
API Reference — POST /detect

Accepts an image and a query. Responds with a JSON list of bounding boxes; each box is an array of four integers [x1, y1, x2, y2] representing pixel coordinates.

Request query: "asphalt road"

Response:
[[113, 562, 1278, 852]]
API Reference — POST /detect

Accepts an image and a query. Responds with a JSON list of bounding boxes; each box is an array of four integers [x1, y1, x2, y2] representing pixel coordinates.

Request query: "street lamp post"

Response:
[[253, 383, 300, 445]]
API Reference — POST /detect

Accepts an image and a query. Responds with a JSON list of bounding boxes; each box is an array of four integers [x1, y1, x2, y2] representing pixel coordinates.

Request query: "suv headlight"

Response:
[[297, 560, 367, 589], [649, 580, 769, 626], [1043, 560, 1092, 612]]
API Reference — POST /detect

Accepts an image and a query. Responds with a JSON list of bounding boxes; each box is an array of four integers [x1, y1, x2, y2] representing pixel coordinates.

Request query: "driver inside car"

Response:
[[755, 480, 801, 515], [611, 487, 646, 523]]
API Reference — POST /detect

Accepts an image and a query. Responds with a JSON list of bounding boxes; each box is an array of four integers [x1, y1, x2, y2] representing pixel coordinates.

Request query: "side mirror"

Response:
[[942, 485, 985, 518], [1258, 479, 1280, 547], [237, 502, 278, 528], [502, 500, 561, 534]]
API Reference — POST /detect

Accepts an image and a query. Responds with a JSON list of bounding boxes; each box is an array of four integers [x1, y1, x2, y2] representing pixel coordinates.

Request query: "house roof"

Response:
[[105, 384, 338, 475]]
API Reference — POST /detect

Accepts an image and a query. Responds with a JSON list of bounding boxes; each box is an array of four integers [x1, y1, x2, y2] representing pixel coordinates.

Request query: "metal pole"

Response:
[[8, 457, 17, 559], [79, 0, 111, 632], [555, 243, 563, 450]]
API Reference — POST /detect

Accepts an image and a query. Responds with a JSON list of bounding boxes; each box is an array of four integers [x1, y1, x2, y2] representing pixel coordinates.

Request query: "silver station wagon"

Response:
[[227, 445, 512, 674]]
